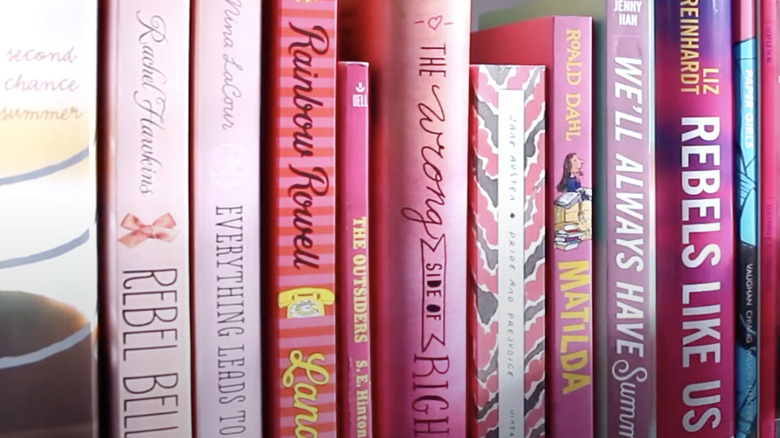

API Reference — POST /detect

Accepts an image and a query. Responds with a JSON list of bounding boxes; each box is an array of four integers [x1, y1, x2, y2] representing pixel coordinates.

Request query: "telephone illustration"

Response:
[[278, 287, 335, 318]]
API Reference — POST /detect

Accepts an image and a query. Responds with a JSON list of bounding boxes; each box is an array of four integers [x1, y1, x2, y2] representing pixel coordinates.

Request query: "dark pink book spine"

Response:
[[337, 61, 372, 438], [655, 1, 736, 436], [760, 0, 780, 435], [545, 18, 594, 438]]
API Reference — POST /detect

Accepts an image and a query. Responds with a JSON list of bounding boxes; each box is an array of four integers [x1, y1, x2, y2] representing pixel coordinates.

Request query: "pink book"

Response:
[[468, 64, 547, 438], [191, 0, 262, 436], [655, 1, 736, 436], [100, 1, 193, 436], [760, 0, 780, 435], [604, 2, 655, 437], [0, 1, 98, 436], [266, 0, 338, 436], [472, 16, 595, 438], [339, 0, 471, 435], [337, 61, 372, 438]]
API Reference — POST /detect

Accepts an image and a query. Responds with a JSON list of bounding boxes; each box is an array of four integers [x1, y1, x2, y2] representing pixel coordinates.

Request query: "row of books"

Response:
[[3, 1, 780, 438]]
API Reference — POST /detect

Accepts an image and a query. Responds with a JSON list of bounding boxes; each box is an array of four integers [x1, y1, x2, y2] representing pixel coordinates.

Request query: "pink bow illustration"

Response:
[[118, 213, 179, 248]]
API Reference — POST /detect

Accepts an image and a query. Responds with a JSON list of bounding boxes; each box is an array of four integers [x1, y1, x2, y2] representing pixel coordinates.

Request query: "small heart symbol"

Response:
[[428, 15, 443, 30]]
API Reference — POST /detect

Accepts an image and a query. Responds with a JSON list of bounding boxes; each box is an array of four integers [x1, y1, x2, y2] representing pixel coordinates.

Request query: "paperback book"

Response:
[[99, 0, 193, 436], [265, 0, 339, 436], [472, 16, 595, 438], [191, 0, 263, 436], [337, 60, 372, 438], [734, 0, 759, 435], [468, 64, 547, 438], [759, 0, 780, 435]]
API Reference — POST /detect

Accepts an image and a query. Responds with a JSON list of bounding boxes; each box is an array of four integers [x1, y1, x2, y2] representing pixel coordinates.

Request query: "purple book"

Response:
[[655, 1, 736, 436], [604, 1, 655, 437]]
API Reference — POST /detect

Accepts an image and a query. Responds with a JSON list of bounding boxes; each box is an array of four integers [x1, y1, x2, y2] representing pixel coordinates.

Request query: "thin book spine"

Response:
[[546, 18, 595, 438], [734, 0, 759, 435], [337, 61, 372, 438], [604, 2, 655, 437], [654, 0, 736, 435], [759, 0, 779, 436], [190, 0, 263, 436], [266, 0, 339, 436], [100, 0, 193, 436]]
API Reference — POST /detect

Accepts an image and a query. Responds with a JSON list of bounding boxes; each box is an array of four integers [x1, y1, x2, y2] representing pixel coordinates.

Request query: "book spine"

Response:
[[520, 66, 547, 438], [655, 1, 736, 436], [351, 0, 471, 435], [337, 61, 372, 438], [759, 0, 779, 436], [0, 1, 98, 436], [497, 86, 527, 438], [604, 2, 655, 437], [734, 0, 759, 436], [469, 65, 501, 438], [547, 17, 594, 438], [267, 0, 338, 436], [191, 0, 262, 436], [100, 0, 193, 437], [469, 65, 546, 438]]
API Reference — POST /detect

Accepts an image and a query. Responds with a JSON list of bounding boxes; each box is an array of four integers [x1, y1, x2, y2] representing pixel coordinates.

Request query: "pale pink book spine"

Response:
[[191, 0, 262, 436], [547, 17, 594, 438], [100, 1, 193, 437], [346, 0, 471, 435], [337, 61, 372, 438]]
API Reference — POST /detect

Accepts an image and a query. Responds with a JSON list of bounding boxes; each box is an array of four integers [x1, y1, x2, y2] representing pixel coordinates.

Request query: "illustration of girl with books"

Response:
[[553, 152, 592, 250]]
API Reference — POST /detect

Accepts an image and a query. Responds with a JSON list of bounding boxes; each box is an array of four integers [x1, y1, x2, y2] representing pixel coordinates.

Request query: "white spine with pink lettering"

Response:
[[191, 0, 262, 436], [100, 0, 193, 436]]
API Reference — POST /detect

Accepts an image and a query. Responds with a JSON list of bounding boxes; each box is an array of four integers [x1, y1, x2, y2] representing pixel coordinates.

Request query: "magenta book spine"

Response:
[[546, 16, 595, 438], [100, 0, 193, 436], [759, 0, 780, 435], [604, 1, 655, 437], [340, 0, 471, 435], [654, 0, 736, 436], [337, 61, 373, 438], [191, 0, 262, 436]]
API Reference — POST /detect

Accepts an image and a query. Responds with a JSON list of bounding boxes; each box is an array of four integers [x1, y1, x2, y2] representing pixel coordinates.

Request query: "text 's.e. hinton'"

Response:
[[401, 42, 452, 436], [286, 22, 332, 271]]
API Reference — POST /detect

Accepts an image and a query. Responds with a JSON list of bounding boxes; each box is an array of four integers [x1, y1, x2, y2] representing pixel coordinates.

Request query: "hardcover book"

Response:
[[472, 16, 595, 438], [99, 0, 193, 436], [655, 0, 736, 436], [337, 61, 373, 438], [759, 0, 780, 435], [468, 64, 547, 438], [339, 0, 472, 435], [191, 0, 263, 436], [265, 0, 339, 436], [0, 1, 98, 437], [735, 0, 759, 435]]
